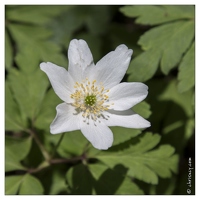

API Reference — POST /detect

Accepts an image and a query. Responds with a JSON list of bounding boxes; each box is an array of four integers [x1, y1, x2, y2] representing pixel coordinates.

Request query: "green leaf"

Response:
[[185, 118, 195, 140], [149, 177, 176, 194], [89, 163, 144, 194], [94, 132, 178, 184], [5, 29, 13, 70], [84, 5, 111, 35], [66, 164, 94, 194], [178, 42, 194, 93], [132, 101, 151, 119], [34, 165, 68, 195], [8, 23, 68, 73], [5, 150, 25, 172], [19, 174, 44, 195], [34, 88, 62, 130], [48, 169, 68, 195], [5, 175, 24, 195], [120, 5, 194, 25], [108, 23, 143, 57], [5, 81, 27, 131], [159, 80, 194, 117], [111, 127, 141, 146], [7, 68, 49, 121], [6, 5, 72, 25], [146, 79, 194, 153], [5, 136, 32, 172], [128, 48, 161, 82], [128, 20, 194, 82], [66, 163, 143, 195], [5, 174, 44, 195], [140, 21, 194, 75], [15, 46, 42, 74], [57, 131, 89, 157], [47, 6, 85, 47]]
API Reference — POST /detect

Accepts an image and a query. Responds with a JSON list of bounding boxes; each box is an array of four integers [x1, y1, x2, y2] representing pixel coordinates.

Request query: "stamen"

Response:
[[70, 78, 111, 122]]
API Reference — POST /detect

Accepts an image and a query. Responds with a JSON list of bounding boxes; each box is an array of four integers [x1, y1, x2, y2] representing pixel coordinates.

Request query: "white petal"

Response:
[[102, 109, 151, 129], [80, 120, 113, 150], [50, 103, 81, 134], [93, 44, 133, 89], [68, 39, 95, 82], [106, 82, 148, 110], [40, 62, 74, 103]]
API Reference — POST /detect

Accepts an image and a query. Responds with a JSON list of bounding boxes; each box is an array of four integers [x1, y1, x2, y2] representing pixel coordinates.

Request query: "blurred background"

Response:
[[5, 5, 195, 195]]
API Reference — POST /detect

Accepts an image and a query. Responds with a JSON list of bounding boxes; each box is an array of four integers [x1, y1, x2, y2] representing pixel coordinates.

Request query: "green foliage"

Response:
[[132, 101, 151, 119], [34, 88, 62, 130], [122, 5, 194, 83], [5, 5, 194, 195], [128, 20, 194, 81], [120, 5, 194, 25], [6, 5, 72, 25], [5, 82, 27, 131], [5, 29, 13, 71], [57, 131, 89, 157], [5, 136, 32, 172], [8, 23, 68, 73], [66, 163, 144, 194], [5, 176, 24, 195], [178, 42, 195, 93], [5, 174, 44, 195], [92, 133, 178, 184], [19, 174, 44, 194], [7, 68, 49, 121]]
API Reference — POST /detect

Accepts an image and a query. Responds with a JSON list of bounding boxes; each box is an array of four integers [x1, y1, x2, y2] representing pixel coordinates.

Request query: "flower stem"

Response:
[[28, 160, 50, 174], [27, 129, 51, 161], [50, 156, 83, 164], [52, 133, 65, 157]]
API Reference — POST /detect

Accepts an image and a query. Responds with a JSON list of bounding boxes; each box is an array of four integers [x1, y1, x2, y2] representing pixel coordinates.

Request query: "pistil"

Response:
[[70, 78, 111, 121]]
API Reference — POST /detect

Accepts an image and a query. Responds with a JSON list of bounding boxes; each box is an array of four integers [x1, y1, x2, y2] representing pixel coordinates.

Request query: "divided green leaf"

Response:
[[5, 175, 24, 195], [66, 163, 144, 194], [34, 88, 62, 130], [7, 68, 49, 121], [5, 136, 32, 172], [5, 81, 27, 131], [66, 163, 94, 194], [6, 5, 73, 25], [178, 42, 194, 93], [120, 5, 194, 25], [19, 174, 44, 194], [89, 163, 144, 194], [132, 101, 151, 119], [8, 23, 68, 73], [57, 131, 89, 157], [92, 132, 178, 184], [159, 80, 194, 117], [128, 20, 194, 82], [5, 174, 44, 195]]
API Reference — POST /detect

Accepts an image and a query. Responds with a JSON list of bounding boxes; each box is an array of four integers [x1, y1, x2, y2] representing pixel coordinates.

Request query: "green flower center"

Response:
[[84, 95, 96, 106]]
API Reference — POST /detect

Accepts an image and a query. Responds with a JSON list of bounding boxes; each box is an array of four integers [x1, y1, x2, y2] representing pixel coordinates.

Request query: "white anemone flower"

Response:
[[40, 39, 150, 150]]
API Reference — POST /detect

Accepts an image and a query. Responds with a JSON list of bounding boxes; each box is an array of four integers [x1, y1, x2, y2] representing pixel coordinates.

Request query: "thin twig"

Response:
[[50, 156, 83, 165], [52, 133, 65, 157], [27, 156, 83, 174], [26, 129, 51, 161]]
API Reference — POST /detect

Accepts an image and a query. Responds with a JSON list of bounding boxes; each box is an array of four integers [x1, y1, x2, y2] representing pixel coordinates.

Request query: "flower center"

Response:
[[85, 95, 96, 106], [70, 78, 111, 121]]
